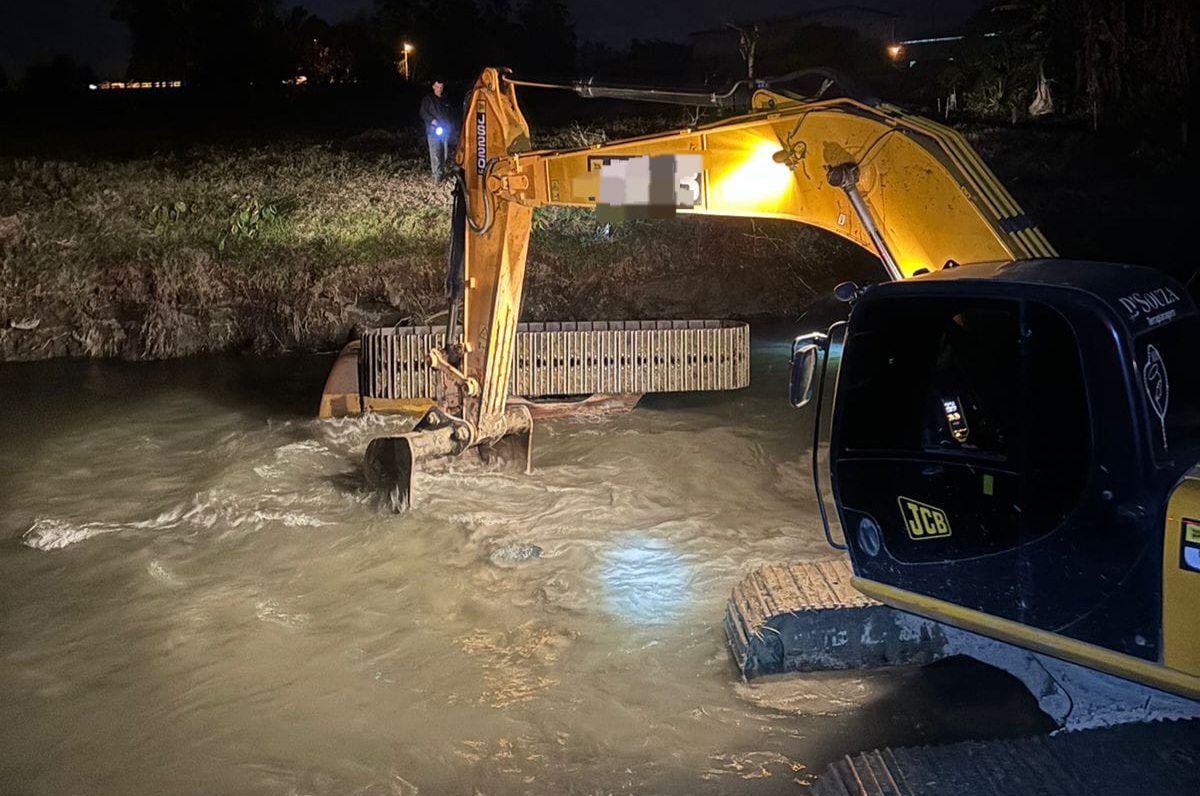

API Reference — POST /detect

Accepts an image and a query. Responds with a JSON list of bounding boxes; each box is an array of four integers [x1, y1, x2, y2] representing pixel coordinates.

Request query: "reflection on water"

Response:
[[601, 535, 691, 625], [0, 330, 1051, 795]]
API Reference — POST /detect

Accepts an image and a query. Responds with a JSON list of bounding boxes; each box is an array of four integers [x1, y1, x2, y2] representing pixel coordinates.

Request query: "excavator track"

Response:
[[726, 560, 1200, 730], [727, 564, 1200, 792], [360, 320, 750, 401], [812, 719, 1200, 796], [724, 559, 944, 679]]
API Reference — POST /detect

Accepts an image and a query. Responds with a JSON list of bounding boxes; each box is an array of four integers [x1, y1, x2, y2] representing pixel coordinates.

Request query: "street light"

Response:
[[401, 42, 414, 80]]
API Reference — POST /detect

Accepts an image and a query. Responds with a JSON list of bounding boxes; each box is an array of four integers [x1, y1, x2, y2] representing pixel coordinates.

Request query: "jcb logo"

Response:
[[897, 497, 952, 540]]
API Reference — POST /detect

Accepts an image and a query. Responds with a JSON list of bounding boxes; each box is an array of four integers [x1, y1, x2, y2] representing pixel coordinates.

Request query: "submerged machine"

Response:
[[323, 66, 1200, 789]]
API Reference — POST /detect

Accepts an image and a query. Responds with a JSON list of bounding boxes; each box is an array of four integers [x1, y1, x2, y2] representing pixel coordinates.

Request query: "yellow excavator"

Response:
[[325, 66, 1200, 781], [350, 65, 1063, 500]]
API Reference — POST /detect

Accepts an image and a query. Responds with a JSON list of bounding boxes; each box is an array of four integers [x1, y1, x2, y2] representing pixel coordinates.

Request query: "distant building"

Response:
[[92, 80, 184, 91]]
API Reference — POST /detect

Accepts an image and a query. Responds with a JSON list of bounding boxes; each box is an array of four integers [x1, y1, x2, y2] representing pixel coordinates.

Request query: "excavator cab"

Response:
[[795, 258, 1200, 690]]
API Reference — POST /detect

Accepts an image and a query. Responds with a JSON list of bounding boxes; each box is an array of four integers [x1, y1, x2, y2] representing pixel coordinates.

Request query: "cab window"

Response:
[[836, 295, 1091, 539], [838, 297, 1020, 460], [1022, 302, 1091, 533]]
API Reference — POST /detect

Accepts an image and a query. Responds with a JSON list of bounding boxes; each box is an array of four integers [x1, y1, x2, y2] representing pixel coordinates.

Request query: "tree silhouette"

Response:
[[374, 0, 575, 79], [333, 13, 397, 85], [110, 0, 188, 79], [1070, 0, 1194, 122], [376, 0, 482, 79], [23, 55, 97, 93], [944, 0, 1195, 125], [723, 22, 758, 79], [514, 0, 575, 76], [476, 0, 519, 70], [111, 0, 293, 86], [281, 8, 360, 84], [108, 0, 580, 87]]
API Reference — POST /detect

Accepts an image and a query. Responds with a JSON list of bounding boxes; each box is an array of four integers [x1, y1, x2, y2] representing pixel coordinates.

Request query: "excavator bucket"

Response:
[[475, 420, 533, 473], [363, 435, 419, 512], [363, 405, 533, 512]]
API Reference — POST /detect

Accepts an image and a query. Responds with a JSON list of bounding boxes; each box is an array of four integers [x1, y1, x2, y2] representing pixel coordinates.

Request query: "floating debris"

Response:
[[488, 543, 544, 565]]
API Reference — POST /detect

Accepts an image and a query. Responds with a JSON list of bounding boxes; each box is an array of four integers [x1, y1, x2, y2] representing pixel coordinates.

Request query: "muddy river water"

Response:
[[0, 329, 1049, 795]]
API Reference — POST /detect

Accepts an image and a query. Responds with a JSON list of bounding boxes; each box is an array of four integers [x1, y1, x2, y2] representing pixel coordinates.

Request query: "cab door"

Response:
[[828, 287, 1154, 656]]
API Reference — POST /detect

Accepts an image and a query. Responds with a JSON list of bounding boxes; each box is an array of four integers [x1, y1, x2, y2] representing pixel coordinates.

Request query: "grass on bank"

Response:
[[0, 126, 870, 361]]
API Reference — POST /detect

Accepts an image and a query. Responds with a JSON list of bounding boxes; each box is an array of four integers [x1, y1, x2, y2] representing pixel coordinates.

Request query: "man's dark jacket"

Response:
[[419, 93, 455, 136]]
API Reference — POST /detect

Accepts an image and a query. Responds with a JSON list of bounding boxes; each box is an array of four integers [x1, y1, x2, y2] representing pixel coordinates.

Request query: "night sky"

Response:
[[0, 1, 987, 80]]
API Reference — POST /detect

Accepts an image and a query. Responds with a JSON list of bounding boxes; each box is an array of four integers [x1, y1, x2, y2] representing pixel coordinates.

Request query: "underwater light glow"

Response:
[[600, 536, 691, 625]]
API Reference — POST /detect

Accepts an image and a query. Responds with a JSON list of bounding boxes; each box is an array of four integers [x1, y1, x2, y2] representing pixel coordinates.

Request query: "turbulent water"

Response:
[[0, 331, 1049, 795]]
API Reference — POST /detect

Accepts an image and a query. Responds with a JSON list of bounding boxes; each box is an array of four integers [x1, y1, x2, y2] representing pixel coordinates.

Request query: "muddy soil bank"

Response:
[[0, 122, 1190, 363]]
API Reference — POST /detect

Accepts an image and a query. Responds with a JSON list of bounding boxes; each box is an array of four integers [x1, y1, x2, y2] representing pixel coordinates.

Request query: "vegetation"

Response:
[[941, 0, 1196, 129], [0, 133, 445, 360]]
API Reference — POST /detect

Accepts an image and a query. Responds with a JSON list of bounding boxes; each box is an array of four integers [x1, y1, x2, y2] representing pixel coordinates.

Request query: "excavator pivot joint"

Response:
[[825, 162, 860, 189], [833, 281, 863, 303], [429, 347, 480, 397], [414, 405, 476, 455]]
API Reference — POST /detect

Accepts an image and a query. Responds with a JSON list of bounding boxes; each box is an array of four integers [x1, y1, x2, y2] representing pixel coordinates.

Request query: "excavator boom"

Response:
[[465, 68, 1059, 428]]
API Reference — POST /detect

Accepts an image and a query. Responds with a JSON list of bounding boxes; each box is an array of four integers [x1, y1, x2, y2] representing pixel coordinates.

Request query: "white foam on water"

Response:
[[23, 490, 330, 551], [147, 559, 183, 586], [178, 492, 331, 537], [447, 512, 512, 528], [276, 440, 329, 454], [313, 412, 415, 451], [247, 510, 330, 528], [22, 506, 187, 551], [22, 519, 119, 551], [254, 599, 309, 629]]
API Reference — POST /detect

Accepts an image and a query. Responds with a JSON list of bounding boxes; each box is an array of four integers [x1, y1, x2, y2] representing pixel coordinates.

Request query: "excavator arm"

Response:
[[364, 66, 1055, 507]]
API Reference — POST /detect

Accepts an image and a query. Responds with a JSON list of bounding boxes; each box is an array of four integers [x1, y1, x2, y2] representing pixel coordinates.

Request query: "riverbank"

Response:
[[0, 118, 1189, 362], [0, 125, 874, 362]]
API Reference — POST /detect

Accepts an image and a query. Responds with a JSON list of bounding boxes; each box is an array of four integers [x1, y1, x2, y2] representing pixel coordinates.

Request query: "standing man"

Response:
[[419, 78, 456, 182]]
